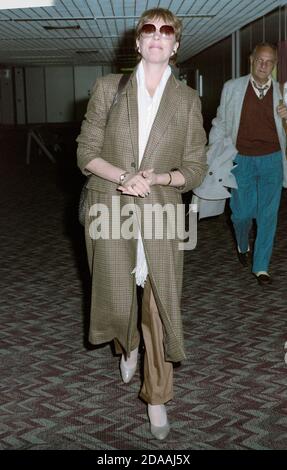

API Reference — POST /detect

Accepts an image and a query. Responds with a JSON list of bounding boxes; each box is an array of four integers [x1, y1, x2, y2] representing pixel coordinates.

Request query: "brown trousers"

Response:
[[116, 277, 173, 405]]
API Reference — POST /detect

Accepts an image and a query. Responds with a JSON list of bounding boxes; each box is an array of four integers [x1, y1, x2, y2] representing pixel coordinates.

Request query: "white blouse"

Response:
[[131, 60, 171, 287]]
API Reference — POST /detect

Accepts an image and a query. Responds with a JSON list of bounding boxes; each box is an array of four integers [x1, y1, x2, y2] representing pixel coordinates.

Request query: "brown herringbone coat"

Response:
[[77, 71, 207, 362]]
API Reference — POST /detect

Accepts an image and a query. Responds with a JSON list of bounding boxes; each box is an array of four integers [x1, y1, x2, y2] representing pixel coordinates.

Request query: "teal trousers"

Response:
[[230, 151, 283, 273]]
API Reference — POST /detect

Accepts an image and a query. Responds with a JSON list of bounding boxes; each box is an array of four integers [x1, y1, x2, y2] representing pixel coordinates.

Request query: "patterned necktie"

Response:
[[251, 80, 270, 100]]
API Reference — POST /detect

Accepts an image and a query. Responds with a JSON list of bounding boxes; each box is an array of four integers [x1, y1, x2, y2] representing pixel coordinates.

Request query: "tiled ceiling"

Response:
[[0, 0, 284, 67]]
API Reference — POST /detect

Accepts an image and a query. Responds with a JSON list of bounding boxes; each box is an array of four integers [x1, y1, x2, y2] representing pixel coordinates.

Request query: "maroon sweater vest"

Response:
[[236, 82, 280, 156]]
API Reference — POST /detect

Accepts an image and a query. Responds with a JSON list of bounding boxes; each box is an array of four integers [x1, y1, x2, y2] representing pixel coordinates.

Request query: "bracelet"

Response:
[[167, 171, 172, 186], [119, 171, 129, 185]]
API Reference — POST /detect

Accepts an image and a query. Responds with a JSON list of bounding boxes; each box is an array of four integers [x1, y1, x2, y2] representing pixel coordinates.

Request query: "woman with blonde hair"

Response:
[[77, 7, 207, 440]]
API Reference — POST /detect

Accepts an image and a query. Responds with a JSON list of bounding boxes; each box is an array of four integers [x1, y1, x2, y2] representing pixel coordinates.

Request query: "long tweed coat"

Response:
[[77, 71, 207, 362]]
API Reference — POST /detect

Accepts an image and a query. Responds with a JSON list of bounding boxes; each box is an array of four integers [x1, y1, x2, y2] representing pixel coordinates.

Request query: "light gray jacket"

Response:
[[194, 74, 287, 218]]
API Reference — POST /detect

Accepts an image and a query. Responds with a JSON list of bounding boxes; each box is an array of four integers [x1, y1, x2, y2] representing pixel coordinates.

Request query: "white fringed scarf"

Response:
[[131, 61, 171, 287]]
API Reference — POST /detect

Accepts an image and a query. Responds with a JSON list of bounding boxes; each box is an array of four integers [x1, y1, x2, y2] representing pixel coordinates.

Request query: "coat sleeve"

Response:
[[76, 77, 111, 175], [175, 91, 208, 193]]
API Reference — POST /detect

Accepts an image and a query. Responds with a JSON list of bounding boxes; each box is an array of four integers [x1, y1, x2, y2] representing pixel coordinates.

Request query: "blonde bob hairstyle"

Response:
[[135, 8, 182, 63]]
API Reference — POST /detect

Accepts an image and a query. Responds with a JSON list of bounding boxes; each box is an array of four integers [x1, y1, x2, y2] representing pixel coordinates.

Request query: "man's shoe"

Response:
[[254, 271, 272, 286], [238, 251, 250, 267]]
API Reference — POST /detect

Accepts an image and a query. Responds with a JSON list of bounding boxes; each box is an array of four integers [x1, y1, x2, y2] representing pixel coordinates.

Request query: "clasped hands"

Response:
[[118, 169, 156, 197]]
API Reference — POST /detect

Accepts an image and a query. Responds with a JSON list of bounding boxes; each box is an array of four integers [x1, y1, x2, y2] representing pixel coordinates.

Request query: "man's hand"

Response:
[[277, 102, 287, 120]]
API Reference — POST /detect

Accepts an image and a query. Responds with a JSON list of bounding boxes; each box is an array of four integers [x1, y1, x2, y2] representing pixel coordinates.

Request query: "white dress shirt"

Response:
[[250, 76, 272, 99]]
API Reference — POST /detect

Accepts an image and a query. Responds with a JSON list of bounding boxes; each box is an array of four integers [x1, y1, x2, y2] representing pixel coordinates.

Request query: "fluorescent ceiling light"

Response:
[[0, 1, 55, 10], [76, 50, 98, 55], [43, 25, 80, 31]]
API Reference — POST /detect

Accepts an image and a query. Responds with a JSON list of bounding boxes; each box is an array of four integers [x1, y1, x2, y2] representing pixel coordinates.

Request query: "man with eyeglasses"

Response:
[[208, 43, 287, 286]]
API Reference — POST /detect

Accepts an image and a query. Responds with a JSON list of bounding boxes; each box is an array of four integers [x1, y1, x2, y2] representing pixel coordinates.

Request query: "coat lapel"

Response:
[[233, 75, 250, 138], [140, 75, 180, 170], [126, 72, 139, 168]]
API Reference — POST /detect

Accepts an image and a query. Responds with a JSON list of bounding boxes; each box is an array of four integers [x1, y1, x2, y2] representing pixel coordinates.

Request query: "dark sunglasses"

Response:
[[140, 23, 175, 38]]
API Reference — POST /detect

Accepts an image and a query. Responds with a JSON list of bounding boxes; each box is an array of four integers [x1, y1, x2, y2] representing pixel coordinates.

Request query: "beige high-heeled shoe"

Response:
[[148, 404, 170, 440], [120, 348, 138, 383], [120, 356, 137, 383]]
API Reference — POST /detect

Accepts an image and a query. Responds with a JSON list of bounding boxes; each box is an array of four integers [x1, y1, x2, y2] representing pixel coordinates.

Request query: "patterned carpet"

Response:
[[0, 125, 287, 451]]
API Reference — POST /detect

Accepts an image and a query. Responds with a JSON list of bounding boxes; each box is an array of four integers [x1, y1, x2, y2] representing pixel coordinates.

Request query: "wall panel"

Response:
[[26, 67, 46, 124], [74, 65, 103, 121], [45, 66, 74, 123], [0, 68, 14, 125]]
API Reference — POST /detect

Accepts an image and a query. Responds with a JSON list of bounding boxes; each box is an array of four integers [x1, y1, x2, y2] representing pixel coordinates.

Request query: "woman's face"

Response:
[[136, 18, 179, 65]]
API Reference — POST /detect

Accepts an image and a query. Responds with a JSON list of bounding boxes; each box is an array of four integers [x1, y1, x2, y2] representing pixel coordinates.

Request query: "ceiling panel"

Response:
[[0, 0, 284, 67]]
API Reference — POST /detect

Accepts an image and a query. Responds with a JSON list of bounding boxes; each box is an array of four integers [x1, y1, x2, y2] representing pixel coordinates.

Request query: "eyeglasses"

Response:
[[140, 23, 175, 39], [254, 58, 275, 68]]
